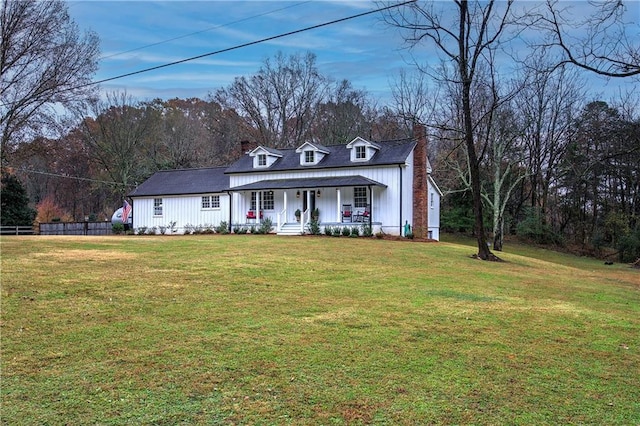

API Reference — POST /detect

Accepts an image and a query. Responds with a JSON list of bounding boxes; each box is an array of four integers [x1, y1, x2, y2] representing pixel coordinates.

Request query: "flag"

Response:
[[122, 200, 132, 222]]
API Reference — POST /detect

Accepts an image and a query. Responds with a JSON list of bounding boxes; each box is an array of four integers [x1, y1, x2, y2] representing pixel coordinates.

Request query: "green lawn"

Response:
[[2, 235, 639, 425]]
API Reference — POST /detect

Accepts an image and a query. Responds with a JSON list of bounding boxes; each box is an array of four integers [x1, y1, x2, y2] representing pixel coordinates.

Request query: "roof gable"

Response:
[[295, 141, 330, 154]]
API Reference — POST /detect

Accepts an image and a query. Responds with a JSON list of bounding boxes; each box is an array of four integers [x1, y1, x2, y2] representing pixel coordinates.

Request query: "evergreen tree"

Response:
[[1, 172, 36, 226]]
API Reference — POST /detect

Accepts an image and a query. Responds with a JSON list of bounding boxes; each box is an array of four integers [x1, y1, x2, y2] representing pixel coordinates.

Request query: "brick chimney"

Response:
[[412, 123, 428, 238]]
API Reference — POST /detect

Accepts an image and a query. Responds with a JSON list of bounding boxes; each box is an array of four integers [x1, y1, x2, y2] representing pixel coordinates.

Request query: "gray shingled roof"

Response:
[[225, 138, 416, 174], [231, 175, 387, 191], [129, 167, 230, 197]]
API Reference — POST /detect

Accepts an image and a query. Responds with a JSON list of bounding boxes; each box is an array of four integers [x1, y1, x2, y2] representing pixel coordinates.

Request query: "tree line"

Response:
[[2, 0, 638, 261]]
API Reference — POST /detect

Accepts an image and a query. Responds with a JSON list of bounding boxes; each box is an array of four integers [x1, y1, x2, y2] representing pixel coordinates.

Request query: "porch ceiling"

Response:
[[231, 175, 387, 191]]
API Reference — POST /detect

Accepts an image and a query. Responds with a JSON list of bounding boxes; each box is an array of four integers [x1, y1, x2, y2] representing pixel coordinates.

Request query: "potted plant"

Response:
[[295, 209, 301, 222], [311, 208, 319, 221]]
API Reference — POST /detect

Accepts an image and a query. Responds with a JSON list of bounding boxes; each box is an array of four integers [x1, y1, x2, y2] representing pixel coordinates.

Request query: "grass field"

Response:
[[1, 234, 639, 425]]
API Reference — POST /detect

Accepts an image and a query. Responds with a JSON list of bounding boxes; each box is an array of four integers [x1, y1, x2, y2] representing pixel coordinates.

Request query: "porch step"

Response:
[[277, 223, 305, 236]]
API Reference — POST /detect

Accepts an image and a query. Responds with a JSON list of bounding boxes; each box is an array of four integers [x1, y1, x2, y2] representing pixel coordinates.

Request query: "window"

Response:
[[202, 195, 220, 209], [154, 198, 163, 216], [257, 154, 267, 166], [354, 187, 367, 208], [355, 145, 366, 160], [251, 191, 275, 211], [304, 150, 315, 163]]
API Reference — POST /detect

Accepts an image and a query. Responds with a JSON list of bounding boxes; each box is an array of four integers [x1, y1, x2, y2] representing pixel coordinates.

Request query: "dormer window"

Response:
[[249, 146, 283, 169], [347, 136, 380, 163], [296, 141, 329, 166], [304, 150, 315, 164]]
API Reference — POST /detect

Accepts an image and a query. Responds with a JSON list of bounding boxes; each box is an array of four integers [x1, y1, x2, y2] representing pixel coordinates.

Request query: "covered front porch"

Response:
[[229, 176, 386, 235]]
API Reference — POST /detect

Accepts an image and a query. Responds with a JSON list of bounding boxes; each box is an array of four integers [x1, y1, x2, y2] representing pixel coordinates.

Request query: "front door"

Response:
[[303, 190, 316, 213]]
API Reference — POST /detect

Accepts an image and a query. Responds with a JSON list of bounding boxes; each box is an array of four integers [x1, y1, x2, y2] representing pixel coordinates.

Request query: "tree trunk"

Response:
[[459, 1, 493, 260]]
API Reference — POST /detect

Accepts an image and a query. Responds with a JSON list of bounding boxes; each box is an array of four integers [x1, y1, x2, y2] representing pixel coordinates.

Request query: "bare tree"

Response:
[[389, 68, 435, 134], [215, 52, 329, 148], [382, 1, 519, 260], [515, 62, 585, 225], [533, 1, 639, 78], [81, 92, 153, 200], [0, 0, 99, 163], [312, 79, 376, 145]]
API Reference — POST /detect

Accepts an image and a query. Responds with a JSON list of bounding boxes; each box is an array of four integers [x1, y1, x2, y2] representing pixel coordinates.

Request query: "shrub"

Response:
[[258, 218, 274, 234], [361, 224, 373, 237], [324, 226, 333, 236], [168, 221, 177, 233], [112, 223, 125, 235], [234, 226, 248, 234], [216, 221, 230, 234], [618, 230, 640, 263], [308, 219, 321, 235], [35, 196, 67, 224], [342, 227, 351, 237], [202, 224, 215, 234], [159, 225, 167, 235], [146, 226, 157, 235], [183, 224, 194, 235], [137, 226, 147, 235], [332, 227, 342, 237], [249, 225, 256, 234], [350, 226, 360, 237]]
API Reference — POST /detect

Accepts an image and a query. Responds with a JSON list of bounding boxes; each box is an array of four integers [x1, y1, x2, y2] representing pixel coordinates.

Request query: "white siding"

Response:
[[132, 193, 230, 234], [229, 165, 407, 234], [428, 178, 441, 240]]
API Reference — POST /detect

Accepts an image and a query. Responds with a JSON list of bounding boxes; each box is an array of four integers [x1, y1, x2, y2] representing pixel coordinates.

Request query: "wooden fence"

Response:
[[39, 222, 113, 236], [0, 225, 35, 235]]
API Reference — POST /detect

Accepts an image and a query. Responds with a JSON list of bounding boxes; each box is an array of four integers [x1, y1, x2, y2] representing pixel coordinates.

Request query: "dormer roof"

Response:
[[248, 146, 284, 158], [346, 136, 381, 150], [295, 141, 330, 154]]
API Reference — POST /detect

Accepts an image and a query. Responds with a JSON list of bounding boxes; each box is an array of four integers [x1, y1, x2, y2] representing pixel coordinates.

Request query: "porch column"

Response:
[[283, 191, 288, 214], [256, 191, 261, 223], [336, 188, 341, 222]]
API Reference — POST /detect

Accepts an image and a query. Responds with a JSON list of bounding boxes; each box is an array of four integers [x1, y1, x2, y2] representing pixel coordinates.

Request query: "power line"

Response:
[[13, 167, 125, 187], [80, 0, 416, 90], [99, 1, 313, 61]]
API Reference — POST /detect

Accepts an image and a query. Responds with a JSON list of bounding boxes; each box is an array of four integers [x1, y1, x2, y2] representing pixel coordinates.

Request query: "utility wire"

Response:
[[78, 0, 416, 90], [99, 1, 312, 60], [13, 167, 125, 187]]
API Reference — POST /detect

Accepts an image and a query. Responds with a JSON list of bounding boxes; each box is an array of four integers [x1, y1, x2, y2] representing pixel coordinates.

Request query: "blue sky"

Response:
[[68, 1, 415, 102], [68, 1, 637, 105]]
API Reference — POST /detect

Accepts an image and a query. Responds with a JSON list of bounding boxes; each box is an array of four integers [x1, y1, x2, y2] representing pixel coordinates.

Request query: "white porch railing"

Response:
[[301, 208, 309, 234], [277, 207, 287, 232]]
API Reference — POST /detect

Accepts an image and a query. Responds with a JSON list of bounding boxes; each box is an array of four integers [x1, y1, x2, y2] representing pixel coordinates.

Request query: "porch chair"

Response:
[[246, 210, 263, 220], [354, 204, 370, 222], [341, 204, 352, 222]]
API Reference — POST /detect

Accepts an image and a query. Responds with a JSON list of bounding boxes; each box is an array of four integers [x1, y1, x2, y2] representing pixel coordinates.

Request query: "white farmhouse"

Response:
[[129, 126, 442, 239]]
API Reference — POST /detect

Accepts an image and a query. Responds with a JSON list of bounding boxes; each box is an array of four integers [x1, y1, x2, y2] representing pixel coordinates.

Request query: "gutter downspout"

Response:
[[226, 191, 233, 233], [368, 185, 373, 229], [398, 165, 403, 236]]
